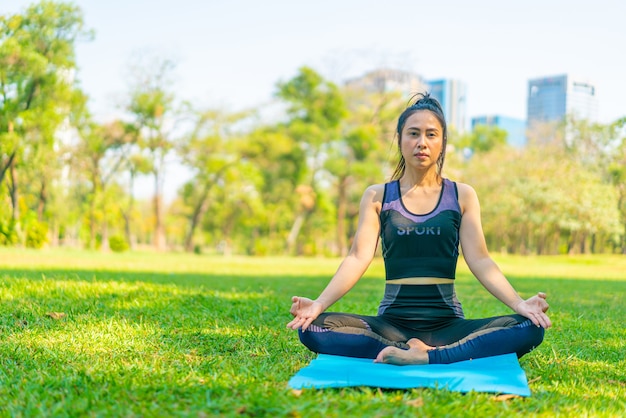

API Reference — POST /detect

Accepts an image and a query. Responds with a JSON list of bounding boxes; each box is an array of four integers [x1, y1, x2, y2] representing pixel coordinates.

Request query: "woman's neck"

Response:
[[400, 170, 441, 189]]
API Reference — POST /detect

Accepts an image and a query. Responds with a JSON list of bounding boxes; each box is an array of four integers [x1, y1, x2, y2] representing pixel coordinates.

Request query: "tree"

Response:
[[119, 151, 151, 250], [565, 115, 626, 252], [275, 66, 347, 254], [241, 126, 307, 254], [74, 117, 135, 250], [0, 0, 91, 245], [126, 55, 178, 251], [324, 86, 404, 255], [196, 160, 264, 255], [463, 143, 621, 254], [456, 124, 508, 154], [606, 118, 626, 253], [177, 108, 251, 253]]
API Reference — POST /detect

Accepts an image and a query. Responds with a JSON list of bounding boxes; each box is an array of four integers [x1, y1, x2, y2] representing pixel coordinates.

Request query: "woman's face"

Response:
[[399, 110, 444, 173]]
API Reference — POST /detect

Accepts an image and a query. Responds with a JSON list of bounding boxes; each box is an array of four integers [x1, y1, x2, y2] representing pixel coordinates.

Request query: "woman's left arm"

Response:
[[458, 183, 551, 329]]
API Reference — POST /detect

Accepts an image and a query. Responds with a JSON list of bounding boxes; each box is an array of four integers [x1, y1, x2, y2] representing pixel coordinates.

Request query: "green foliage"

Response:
[[2, 4, 625, 256], [276, 66, 347, 129], [345, 124, 381, 161], [0, 0, 90, 140], [272, 67, 352, 255], [456, 124, 508, 153], [0, 217, 18, 245], [0, 249, 624, 416], [24, 218, 48, 249], [0, 0, 92, 253], [108, 235, 129, 252], [463, 143, 621, 254]]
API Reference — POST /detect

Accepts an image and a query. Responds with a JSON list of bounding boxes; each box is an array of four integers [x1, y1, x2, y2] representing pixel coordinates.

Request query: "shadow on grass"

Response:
[[1, 266, 624, 415], [2, 266, 624, 345]]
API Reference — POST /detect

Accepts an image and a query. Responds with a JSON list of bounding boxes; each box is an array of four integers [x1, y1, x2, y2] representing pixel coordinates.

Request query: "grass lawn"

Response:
[[0, 248, 624, 417]]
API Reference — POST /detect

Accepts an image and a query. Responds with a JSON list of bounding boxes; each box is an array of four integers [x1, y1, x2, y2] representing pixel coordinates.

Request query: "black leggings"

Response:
[[298, 312, 545, 364]]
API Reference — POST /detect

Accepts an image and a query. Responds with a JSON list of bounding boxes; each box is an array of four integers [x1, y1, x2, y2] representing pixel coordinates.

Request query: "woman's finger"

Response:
[[540, 313, 552, 329], [286, 316, 304, 330], [301, 317, 314, 332], [289, 296, 301, 316], [289, 304, 299, 316]]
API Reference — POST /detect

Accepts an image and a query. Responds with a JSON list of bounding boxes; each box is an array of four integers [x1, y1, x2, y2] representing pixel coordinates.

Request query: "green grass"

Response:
[[0, 248, 624, 417]]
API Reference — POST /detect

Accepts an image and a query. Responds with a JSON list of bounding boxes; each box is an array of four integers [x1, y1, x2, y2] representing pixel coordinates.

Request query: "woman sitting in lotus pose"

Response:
[[287, 93, 550, 365]]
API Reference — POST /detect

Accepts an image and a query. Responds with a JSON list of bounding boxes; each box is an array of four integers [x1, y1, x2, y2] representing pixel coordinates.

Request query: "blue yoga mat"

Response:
[[289, 353, 531, 396]]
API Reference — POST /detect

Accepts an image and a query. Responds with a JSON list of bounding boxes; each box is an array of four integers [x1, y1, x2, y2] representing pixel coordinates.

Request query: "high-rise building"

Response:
[[526, 74, 598, 126], [471, 115, 527, 148], [344, 68, 427, 97], [344, 71, 468, 133], [426, 79, 467, 134]]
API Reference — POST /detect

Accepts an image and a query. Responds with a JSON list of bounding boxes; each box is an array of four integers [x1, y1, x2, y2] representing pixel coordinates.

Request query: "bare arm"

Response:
[[287, 184, 383, 331], [458, 183, 551, 328]]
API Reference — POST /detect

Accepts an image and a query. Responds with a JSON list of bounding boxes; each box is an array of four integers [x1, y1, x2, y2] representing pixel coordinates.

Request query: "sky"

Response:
[[3, 0, 626, 126], [2, 0, 626, 200]]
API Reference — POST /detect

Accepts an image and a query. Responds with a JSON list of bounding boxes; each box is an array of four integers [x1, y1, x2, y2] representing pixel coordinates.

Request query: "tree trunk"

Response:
[[184, 185, 211, 252], [9, 157, 24, 245], [0, 122, 16, 187], [89, 196, 96, 249], [590, 233, 596, 254], [221, 208, 237, 256], [617, 184, 626, 254], [287, 212, 306, 255], [49, 221, 59, 247], [0, 151, 16, 187], [9, 157, 19, 221], [101, 220, 109, 252], [336, 175, 349, 257], [567, 232, 576, 254], [122, 171, 137, 250], [153, 170, 166, 251], [580, 233, 587, 254], [37, 179, 48, 221], [122, 211, 134, 249], [622, 223, 626, 254]]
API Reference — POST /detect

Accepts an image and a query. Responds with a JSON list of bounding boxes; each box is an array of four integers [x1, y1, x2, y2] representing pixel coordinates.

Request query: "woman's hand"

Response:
[[514, 292, 552, 329], [286, 296, 324, 331]]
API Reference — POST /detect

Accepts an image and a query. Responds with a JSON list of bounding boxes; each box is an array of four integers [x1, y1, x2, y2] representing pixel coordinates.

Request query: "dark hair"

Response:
[[390, 92, 448, 180]]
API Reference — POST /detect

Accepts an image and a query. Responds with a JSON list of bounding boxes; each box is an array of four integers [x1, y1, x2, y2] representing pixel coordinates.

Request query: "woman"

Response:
[[287, 93, 551, 365]]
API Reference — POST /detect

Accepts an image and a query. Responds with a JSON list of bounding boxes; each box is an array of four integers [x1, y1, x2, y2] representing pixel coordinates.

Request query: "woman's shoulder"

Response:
[[363, 183, 386, 199], [450, 181, 476, 194], [359, 183, 391, 209], [447, 180, 479, 211]]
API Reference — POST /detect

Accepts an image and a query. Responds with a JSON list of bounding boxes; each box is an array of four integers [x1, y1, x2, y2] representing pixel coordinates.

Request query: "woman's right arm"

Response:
[[287, 184, 383, 331]]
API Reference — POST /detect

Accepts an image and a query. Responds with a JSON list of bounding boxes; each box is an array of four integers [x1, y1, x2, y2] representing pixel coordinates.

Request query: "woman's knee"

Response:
[[529, 323, 546, 347], [313, 313, 371, 330], [516, 322, 545, 358], [298, 328, 323, 353]]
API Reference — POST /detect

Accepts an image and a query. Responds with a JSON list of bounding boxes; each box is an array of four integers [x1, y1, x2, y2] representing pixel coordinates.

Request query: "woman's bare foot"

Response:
[[374, 338, 434, 365], [407, 338, 434, 351]]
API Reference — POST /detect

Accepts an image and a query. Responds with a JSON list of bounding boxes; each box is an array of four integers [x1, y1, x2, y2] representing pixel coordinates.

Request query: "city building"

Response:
[[344, 68, 427, 97], [527, 74, 598, 126], [426, 79, 468, 134], [344, 71, 469, 133], [471, 115, 527, 148]]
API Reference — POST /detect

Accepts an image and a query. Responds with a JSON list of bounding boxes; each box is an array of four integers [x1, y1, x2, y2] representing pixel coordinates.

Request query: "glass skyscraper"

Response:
[[426, 79, 467, 134], [527, 74, 598, 125], [471, 115, 527, 148]]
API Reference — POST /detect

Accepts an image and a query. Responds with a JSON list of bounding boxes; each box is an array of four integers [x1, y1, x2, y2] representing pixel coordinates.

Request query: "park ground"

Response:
[[0, 248, 625, 417]]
